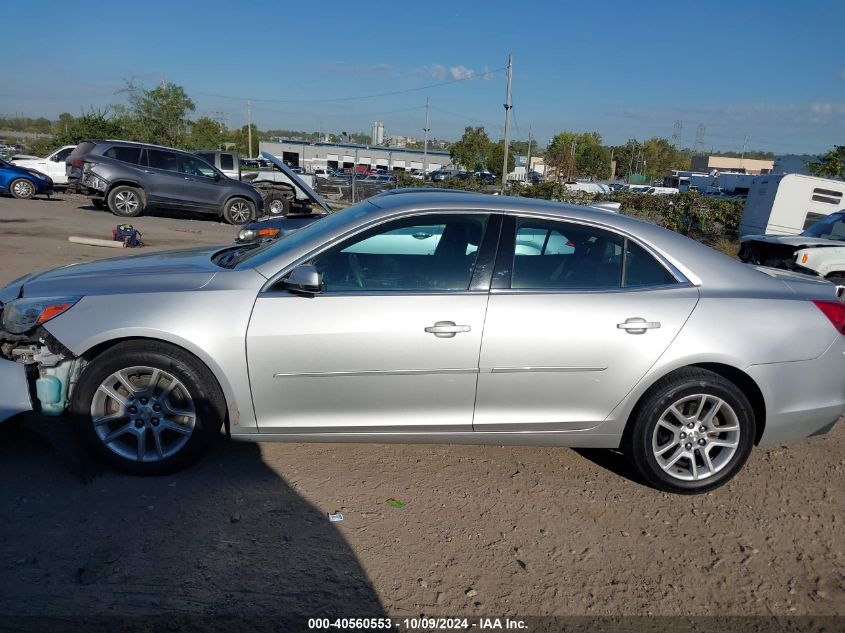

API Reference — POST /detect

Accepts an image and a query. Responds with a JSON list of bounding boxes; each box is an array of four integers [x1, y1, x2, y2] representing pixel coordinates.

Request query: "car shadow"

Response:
[[0, 415, 385, 630], [572, 447, 649, 487], [75, 204, 216, 223]]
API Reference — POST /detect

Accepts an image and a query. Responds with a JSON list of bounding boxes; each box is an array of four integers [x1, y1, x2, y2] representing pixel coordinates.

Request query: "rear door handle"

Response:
[[617, 318, 661, 334], [425, 321, 471, 338]]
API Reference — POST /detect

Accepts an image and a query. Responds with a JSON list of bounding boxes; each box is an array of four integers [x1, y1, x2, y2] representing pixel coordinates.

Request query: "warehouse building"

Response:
[[259, 140, 453, 174]]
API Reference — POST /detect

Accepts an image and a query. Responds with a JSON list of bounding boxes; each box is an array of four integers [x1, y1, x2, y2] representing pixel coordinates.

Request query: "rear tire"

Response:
[[107, 185, 144, 217], [266, 194, 291, 216], [70, 341, 225, 476], [222, 198, 254, 225], [623, 368, 755, 494], [10, 178, 35, 199]]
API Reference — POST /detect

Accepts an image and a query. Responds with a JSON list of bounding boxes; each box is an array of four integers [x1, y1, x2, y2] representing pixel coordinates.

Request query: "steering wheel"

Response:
[[348, 253, 365, 288]]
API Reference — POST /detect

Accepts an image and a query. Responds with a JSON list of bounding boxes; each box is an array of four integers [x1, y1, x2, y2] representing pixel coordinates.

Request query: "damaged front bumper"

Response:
[[0, 357, 33, 423]]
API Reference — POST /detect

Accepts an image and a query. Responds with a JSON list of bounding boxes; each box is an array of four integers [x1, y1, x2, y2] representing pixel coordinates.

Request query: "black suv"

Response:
[[66, 140, 264, 224]]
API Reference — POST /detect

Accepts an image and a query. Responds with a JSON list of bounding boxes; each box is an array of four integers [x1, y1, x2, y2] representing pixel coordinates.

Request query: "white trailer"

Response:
[[739, 174, 845, 237]]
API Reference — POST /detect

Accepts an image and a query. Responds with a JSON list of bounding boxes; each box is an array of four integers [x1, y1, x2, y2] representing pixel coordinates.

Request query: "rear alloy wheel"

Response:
[[223, 198, 254, 225], [10, 178, 35, 199], [624, 368, 755, 493], [266, 194, 290, 216], [107, 185, 144, 217], [71, 341, 225, 475]]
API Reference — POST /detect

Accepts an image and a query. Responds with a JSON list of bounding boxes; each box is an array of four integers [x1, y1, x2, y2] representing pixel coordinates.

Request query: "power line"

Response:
[[187, 67, 507, 105]]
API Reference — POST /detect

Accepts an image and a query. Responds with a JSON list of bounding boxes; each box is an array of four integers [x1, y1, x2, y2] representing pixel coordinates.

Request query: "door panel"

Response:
[[180, 155, 225, 210], [246, 212, 497, 433], [475, 287, 699, 430], [145, 149, 187, 206], [247, 294, 488, 432]]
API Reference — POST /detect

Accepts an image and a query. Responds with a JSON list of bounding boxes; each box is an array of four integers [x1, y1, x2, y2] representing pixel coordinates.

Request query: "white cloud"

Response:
[[449, 65, 475, 81], [481, 66, 493, 80], [426, 65, 447, 80]]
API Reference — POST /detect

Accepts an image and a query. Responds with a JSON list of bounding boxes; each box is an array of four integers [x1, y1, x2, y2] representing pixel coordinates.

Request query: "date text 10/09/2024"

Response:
[[307, 618, 528, 630]]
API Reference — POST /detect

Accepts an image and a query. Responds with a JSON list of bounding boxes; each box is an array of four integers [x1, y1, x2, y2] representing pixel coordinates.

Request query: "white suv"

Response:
[[12, 145, 76, 185]]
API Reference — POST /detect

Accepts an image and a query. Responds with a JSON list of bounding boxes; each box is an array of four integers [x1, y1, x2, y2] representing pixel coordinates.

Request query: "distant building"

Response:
[[371, 122, 384, 146], [774, 154, 819, 175], [260, 139, 452, 174], [690, 155, 773, 175]]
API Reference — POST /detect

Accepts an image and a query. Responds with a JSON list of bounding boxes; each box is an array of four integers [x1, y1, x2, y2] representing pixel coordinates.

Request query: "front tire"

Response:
[[10, 178, 35, 199], [623, 368, 755, 494], [222, 198, 254, 225], [70, 341, 226, 475], [107, 185, 144, 217]]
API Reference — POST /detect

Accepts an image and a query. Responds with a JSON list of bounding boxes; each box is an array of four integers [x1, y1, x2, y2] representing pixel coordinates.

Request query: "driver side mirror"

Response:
[[283, 264, 322, 295], [213, 172, 221, 181]]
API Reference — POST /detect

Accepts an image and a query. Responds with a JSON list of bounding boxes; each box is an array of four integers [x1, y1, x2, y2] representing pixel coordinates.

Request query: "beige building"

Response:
[[690, 155, 773, 174]]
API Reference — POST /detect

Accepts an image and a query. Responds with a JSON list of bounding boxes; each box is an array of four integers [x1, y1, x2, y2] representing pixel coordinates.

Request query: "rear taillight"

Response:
[[71, 159, 83, 169], [813, 300, 845, 334]]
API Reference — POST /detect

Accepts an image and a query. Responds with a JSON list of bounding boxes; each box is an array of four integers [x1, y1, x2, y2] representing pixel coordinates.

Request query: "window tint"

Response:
[[195, 152, 215, 165], [624, 241, 677, 287], [512, 220, 623, 289], [147, 150, 180, 172], [180, 155, 217, 178], [104, 146, 142, 165], [220, 154, 234, 171], [310, 214, 488, 292]]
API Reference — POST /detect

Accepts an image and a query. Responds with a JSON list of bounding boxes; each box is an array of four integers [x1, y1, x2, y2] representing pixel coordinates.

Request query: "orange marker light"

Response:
[[801, 253, 808, 264], [37, 303, 73, 324]]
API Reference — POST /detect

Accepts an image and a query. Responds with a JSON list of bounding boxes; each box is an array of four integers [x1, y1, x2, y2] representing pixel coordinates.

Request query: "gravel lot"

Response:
[[0, 193, 843, 625]]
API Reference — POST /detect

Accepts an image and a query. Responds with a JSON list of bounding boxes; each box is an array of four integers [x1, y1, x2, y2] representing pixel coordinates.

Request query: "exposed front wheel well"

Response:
[[626, 363, 766, 445]]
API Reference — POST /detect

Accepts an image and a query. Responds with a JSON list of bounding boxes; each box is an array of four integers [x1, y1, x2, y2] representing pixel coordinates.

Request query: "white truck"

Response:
[[739, 173, 845, 237], [12, 145, 76, 185]]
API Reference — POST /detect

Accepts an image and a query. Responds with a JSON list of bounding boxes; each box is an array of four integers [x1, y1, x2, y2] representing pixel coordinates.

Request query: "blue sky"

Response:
[[3, 0, 843, 153]]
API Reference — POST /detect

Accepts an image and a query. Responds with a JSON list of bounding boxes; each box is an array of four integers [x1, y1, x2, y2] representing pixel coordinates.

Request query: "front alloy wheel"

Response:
[[10, 178, 35, 199], [90, 366, 196, 464], [72, 341, 225, 475]]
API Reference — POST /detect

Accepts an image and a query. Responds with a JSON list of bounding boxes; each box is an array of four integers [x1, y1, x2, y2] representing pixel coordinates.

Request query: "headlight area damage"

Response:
[[0, 296, 84, 423]]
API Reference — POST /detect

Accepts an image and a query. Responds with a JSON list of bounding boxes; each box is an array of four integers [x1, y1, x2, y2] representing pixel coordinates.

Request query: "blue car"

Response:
[[0, 157, 53, 199]]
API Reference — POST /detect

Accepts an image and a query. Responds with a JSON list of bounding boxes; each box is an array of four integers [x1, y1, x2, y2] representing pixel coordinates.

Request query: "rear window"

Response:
[[68, 141, 96, 160], [104, 146, 142, 164], [220, 154, 234, 171]]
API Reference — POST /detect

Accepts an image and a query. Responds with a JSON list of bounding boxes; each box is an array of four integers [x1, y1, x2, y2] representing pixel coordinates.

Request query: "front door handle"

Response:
[[617, 317, 661, 334], [425, 321, 471, 338]]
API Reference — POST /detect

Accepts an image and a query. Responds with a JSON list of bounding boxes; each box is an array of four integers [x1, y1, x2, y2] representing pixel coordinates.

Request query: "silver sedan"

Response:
[[1, 191, 843, 493]]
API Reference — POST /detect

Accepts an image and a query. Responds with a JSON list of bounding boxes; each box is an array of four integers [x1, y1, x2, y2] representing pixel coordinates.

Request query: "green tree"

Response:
[[545, 131, 610, 180], [641, 137, 689, 179], [188, 117, 226, 150], [230, 124, 259, 157], [450, 126, 492, 171], [487, 141, 516, 179], [808, 146, 845, 180], [121, 80, 195, 147]]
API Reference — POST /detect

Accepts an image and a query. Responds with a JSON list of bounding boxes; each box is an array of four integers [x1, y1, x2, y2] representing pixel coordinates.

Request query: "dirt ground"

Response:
[[0, 193, 843, 627]]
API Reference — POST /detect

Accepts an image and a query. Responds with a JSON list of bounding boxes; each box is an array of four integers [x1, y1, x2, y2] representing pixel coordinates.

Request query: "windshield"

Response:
[[0, 157, 11, 168], [232, 200, 379, 268], [802, 212, 845, 240]]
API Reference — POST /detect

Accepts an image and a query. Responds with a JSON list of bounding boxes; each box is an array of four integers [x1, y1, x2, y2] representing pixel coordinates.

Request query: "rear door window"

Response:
[[148, 150, 180, 172], [219, 154, 235, 171]]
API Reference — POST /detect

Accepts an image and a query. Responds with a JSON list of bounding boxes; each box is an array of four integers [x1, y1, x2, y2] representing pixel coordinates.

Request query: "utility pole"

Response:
[[246, 100, 253, 159], [422, 97, 430, 180], [525, 127, 533, 183], [740, 132, 748, 171], [567, 139, 577, 181], [500, 53, 513, 193], [609, 148, 614, 181]]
